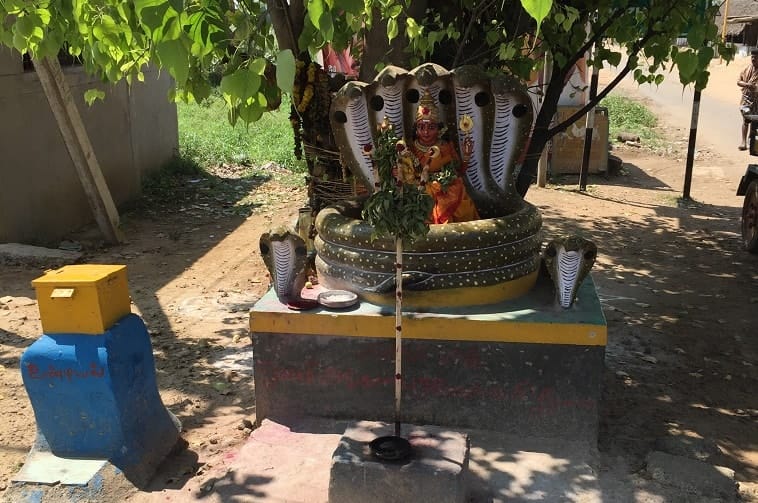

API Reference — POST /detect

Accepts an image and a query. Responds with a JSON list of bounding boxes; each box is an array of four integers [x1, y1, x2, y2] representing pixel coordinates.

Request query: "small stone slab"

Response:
[[329, 421, 468, 503], [646, 451, 737, 501], [13, 449, 106, 485], [0, 243, 82, 267]]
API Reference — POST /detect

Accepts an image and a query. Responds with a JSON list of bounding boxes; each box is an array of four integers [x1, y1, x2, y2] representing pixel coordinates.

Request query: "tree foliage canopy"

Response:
[[1, 0, 732, 191]]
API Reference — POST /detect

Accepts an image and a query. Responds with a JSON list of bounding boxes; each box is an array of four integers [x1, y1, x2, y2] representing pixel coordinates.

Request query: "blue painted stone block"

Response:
[[20, 314, 179, 479]]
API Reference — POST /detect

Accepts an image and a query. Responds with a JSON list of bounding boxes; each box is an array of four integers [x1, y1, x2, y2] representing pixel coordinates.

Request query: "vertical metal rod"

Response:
[[683, 89, 702, 200], [580, 48, 600, 191], [394, 236, 403, 437]]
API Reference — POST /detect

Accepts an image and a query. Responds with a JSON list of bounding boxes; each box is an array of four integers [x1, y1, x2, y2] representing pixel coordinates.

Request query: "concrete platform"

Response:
[[250, 274, 606, 442], [329, 421, 468, 503]]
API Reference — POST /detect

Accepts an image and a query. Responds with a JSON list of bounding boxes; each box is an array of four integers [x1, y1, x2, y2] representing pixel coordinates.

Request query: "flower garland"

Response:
[[290, 60, 330, 161], [292, 60, 316, 114], [290, 106, 303, 160]]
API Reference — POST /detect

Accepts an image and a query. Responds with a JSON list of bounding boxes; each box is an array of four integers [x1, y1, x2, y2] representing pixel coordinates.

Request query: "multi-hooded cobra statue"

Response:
[[312, 63, 544, 307]]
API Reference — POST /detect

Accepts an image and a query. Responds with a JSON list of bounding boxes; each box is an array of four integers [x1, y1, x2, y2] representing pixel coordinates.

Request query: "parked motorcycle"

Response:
[[737, 116, 758, 253]]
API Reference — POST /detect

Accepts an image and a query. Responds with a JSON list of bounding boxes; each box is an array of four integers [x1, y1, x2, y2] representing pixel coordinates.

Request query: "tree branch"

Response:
[[546, 1, 681, 138], [546, 63, 632, 138], [453, 0, 498, 67]]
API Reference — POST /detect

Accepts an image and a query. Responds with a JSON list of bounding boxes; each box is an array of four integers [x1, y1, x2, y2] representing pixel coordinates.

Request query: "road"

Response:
[[609, 56, 752, 183]]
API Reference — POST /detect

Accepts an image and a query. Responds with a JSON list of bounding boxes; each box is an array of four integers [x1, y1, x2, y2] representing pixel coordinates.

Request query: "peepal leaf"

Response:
[[276, 49, 296, 93], [307, 0, 325, 28], [84, 89, 106, 105], [220, 68, 261, 105], [675, 50, 698, 84], [156, 38, 189, 86], [521, 0, 553, 37]]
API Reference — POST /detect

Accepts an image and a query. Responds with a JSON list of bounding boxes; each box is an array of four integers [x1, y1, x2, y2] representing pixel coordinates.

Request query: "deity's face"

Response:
[[415, 120, 440, 146]]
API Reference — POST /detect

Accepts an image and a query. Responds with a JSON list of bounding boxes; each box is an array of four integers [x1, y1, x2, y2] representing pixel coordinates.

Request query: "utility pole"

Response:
[[682, 89, 702, 200], [579, 46, 600, 191], [721, 0, 730, 42], [537, 52, 552, 187]]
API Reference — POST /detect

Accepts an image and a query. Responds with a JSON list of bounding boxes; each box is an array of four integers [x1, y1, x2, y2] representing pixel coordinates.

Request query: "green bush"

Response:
[[600, 94, 661, 146]]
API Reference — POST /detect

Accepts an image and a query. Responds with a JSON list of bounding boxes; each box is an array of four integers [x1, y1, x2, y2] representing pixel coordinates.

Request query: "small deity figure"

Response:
[[400, 89, 480, 224]]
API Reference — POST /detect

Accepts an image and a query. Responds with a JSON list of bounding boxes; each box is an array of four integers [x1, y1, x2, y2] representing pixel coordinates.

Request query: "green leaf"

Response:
[[687, 24, 705, 49], [186, 7, 225, 56], [36, 8, 51, 25], [84, 89, 106, 105], [15, 16, 35, 38], [406, 17, 422, 39], [12, 30, 27, 52], [485, 29, 499, 46], [675, 50, 698, 83], [318, 11, 334, 41], [698, 46, 714, 67], [607, 51, 622, 67], [249, 57, 267, 75], [387, 18, 398, 41], [156, 38, 189, 85], [276, 49, 296, 93], [135, 0, 171, 35], [335, 0, 364, 13], [308, 0, 326, 28], [388, 5, 402, 18], [239, 103, 264, 123], [695, 70, 709, 91], [220, 68, 261, 104], [162, 14, 182, 40], [521, 0, 553, 36]]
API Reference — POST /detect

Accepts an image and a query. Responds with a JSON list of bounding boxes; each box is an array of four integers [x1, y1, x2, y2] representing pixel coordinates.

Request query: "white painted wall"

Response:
[[0, 47, 178, 244]]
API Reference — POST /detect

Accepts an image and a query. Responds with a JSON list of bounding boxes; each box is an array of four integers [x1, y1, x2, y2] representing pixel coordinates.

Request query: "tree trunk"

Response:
[[359, 2, 427, 81], [267, 0, 304, 54]]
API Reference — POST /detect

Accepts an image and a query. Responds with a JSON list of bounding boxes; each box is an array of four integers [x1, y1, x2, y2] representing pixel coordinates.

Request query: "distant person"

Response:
[[738, 48, 758, 150]]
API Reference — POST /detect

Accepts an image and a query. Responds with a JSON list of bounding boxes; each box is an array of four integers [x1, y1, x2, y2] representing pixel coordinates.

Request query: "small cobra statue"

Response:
[[543, 236, 598, 309], [259, 227, 308, 305]]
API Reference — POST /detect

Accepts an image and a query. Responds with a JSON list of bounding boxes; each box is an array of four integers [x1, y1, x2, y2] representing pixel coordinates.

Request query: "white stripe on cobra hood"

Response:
[[272, 239, 297, 298], [555, 246, 583, 309]]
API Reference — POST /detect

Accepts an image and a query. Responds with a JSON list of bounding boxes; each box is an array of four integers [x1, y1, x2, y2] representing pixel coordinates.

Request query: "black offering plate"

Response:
[[368, 435, 412, 462]]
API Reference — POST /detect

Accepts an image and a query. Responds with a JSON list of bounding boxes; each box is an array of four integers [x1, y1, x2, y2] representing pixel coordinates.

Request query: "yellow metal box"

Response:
[[32, 264, 131, 334]]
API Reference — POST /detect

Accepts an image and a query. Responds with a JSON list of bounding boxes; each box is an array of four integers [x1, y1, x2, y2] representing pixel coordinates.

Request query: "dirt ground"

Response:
[[0, 60, 757, 501]]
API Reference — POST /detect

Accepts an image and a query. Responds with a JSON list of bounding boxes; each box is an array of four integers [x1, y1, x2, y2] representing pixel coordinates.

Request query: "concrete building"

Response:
[[0, 47, 178, 244]]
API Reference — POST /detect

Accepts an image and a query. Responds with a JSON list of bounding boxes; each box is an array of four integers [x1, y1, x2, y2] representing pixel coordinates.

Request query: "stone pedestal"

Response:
[[329, 421, 468, 503], [251, 274, 606, 443], [20, 314, 180, 485]]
